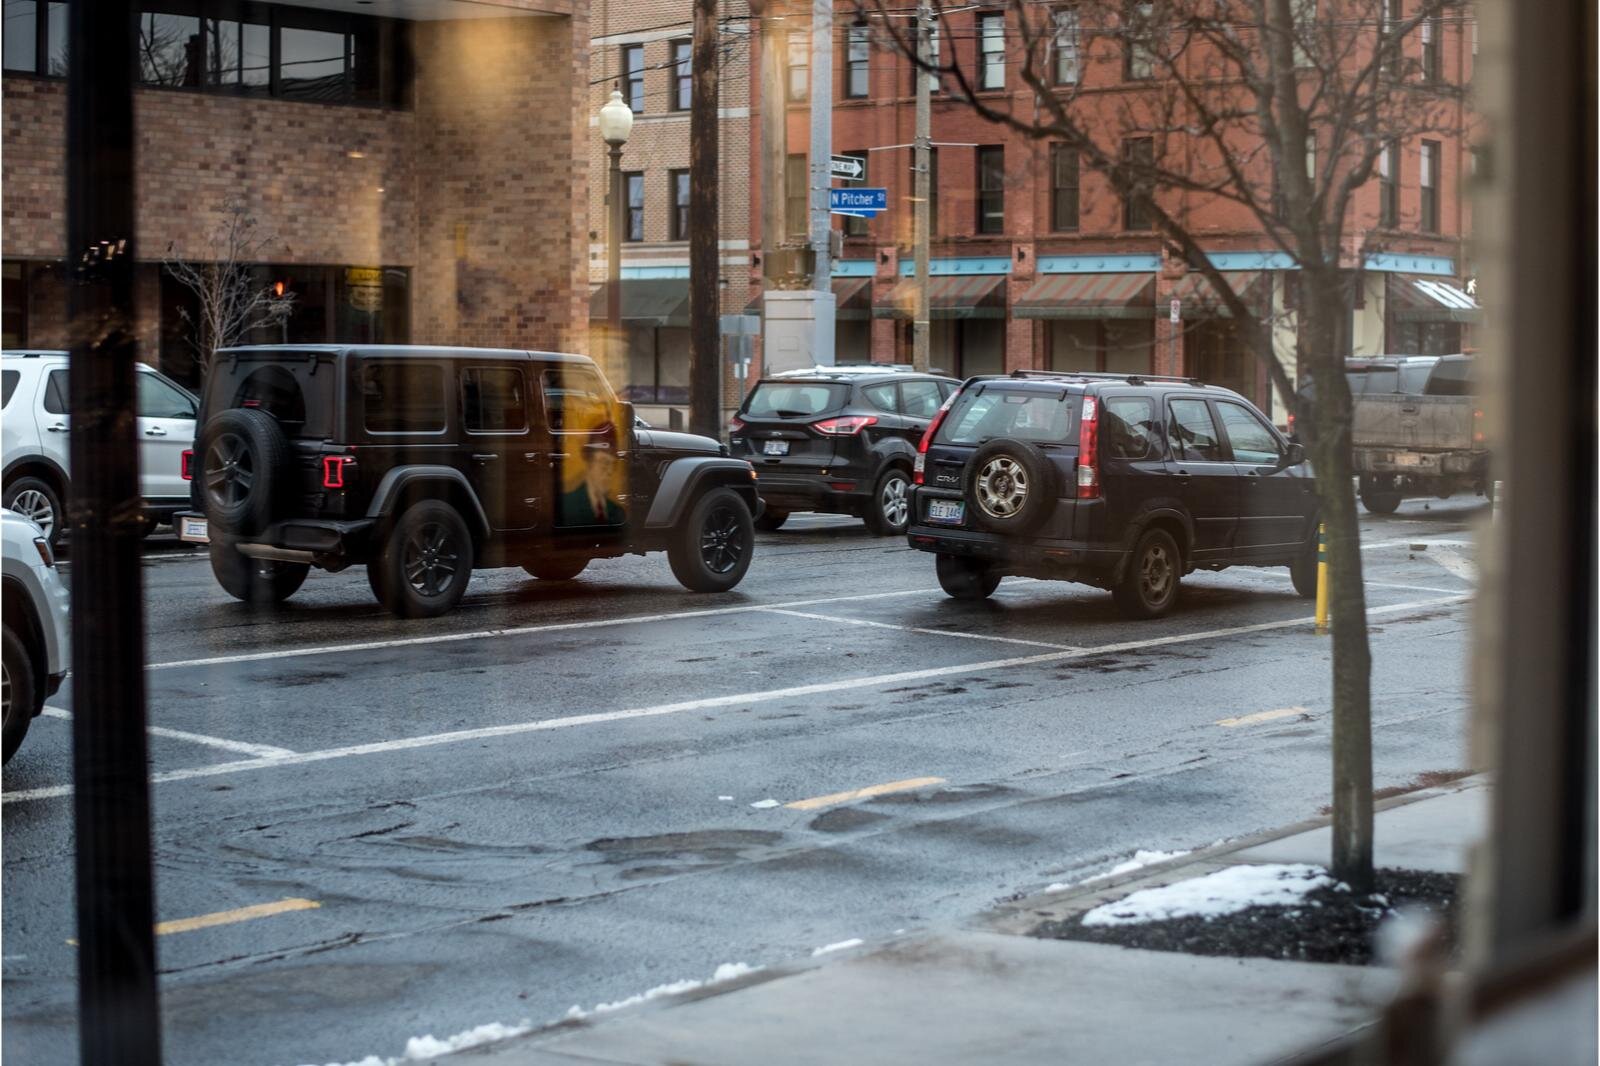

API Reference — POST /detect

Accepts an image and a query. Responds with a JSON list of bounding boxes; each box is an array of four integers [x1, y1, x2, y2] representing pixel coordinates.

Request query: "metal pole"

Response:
[[67, 1, 162, 1062], [688, 0, 721, 437], [607, 142, 624, 385], [1315, 522, 1329, 635], [912, 1, 931, 372], [759, 6, 788, 271], [808, 0, 833, 288]]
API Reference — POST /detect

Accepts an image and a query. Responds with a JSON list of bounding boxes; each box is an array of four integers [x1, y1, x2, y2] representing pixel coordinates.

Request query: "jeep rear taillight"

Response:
[[1076, 394, 1100, 499], [322, 455, 354, 489], [181, 449, 194, 480], [913, 389, 961, 485]]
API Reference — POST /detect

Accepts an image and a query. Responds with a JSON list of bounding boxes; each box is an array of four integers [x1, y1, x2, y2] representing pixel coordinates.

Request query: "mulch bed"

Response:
[[1032, 868, 1459, 966]]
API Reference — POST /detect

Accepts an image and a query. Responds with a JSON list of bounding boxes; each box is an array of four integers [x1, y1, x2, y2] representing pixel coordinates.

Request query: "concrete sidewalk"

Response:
[[448, 777, 1487, 1066]]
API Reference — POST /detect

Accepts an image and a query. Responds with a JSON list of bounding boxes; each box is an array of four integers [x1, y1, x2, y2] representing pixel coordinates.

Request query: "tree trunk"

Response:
[[1301, 272, 1375, 892]]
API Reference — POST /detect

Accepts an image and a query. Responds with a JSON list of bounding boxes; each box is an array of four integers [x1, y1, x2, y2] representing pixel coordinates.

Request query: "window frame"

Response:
[[977, 12, 1005, 90], [1122, 136, 1155, 231], [3, 0, 68, 78], [624, 171, 645, 243], [1123, 1, 1155, 81], [671, 38, 691, 111], [1165, 397, 1227, 463], [1214, 400, 1285, 465], [845, 24, 870, 98], [1103, 395, 1157, 461], [459, 365, 530, 436], [1050, 143, 1080, 232], [359, 359, 449, 436], [622, 43, 645, 113], [1379, 141, 1400, 227], [539, 365, 615, 435], [1053, 5, 1081, 85], [976, 145, 1005, 234], [787, 29, 809, 102], [897, 379, 944, 420], [1420, 139, 1440, 233], [1420, 12, 1442, 83], [669, 168, 691, 242]]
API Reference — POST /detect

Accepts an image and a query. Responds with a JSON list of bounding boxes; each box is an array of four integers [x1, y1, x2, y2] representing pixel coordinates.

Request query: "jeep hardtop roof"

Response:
[[213, 344, 595, 364]]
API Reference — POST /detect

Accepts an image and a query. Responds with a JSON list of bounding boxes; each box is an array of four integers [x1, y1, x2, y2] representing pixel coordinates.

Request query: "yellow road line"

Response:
[[1215, 707, 1309, 728], [785, 777, 946, 811], [65, 898, 320, 945]]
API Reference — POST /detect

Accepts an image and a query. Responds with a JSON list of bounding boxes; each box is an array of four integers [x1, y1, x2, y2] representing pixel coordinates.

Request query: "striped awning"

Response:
[[589, 279, 689, 327], [1388, 274, 1481, 323], [1012, 273, 1156, 320], [743, 277, 874, 319], [1167, 271, 1269, 318], [874, 274, 1007, 320]]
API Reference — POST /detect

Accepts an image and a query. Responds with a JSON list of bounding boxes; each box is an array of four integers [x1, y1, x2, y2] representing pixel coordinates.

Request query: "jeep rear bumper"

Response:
[[177, 511, 375, 562]]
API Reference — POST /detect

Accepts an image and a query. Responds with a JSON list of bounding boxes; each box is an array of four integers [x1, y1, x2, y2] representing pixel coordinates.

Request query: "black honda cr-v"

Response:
[[729, 367, 959, 535]]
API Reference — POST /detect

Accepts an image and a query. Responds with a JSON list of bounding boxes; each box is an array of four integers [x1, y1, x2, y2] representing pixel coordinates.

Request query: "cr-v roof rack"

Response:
[[1006, 369, 1205, 387]]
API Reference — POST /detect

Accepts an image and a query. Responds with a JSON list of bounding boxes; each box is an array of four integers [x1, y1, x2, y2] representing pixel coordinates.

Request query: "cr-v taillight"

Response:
[[181, 449, 194, 480], [913, 390, 960, 485], [1076, 394, 1100, 499]]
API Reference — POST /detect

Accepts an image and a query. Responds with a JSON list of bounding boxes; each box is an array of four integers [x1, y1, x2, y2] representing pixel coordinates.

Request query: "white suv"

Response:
[[2, 508, 69, 762], [2, 350, 199, 547]]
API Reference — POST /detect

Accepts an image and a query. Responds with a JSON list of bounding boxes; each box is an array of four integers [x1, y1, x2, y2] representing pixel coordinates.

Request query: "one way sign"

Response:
[[830, 155, 865, 181]]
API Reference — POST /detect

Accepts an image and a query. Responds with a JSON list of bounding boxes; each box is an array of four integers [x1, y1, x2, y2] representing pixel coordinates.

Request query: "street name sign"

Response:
[[830, 155, 866, 181], [829, 187, 887, 218]]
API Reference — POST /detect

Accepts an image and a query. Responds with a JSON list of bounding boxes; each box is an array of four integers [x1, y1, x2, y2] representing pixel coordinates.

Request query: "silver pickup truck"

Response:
[[1350, 355, 1490, 514]]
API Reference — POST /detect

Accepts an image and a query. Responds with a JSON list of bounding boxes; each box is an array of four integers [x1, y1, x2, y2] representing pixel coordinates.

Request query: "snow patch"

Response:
[[749, 798, 781, 809], [1044, 848, 1192, 893], [305, 1021, 532, 1066], [717, 795, 734, 801], [811, 938, 863, 957], [563, 962, 760, 1021], [1081, 863, 1334, 927]]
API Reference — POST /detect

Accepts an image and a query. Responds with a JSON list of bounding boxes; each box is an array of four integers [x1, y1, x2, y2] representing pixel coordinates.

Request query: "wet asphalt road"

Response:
[[2, 499, 1483, 1065]]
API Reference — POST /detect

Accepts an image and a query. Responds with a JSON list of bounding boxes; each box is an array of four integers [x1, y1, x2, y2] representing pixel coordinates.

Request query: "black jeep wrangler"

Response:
[[177, 346, 761, 617], [907, 371, 1319, 618]]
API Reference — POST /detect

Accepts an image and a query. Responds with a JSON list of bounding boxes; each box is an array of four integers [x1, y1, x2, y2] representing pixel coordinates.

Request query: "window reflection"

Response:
[[138, 11, 202, 89], [279, 26, 346, 101]]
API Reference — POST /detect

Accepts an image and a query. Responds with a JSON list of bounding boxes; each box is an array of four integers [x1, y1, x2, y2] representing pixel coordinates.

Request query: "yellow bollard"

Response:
[[1314, 522, 1329, 635]]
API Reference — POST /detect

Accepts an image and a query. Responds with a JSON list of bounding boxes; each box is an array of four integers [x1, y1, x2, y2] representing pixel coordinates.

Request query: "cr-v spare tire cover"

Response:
[[197, 407, 292, 536], [964, 437, 1056, 535]]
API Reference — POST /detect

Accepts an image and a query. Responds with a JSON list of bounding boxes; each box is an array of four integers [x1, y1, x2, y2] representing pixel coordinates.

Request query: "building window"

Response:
[[978, 13, 1005, 90], [625, 172, 644, 242], [788, 30, 809, 102], [1292, 0, 1316, 68], [138, 12, 203, 88], [1053, 6, 1081, 85], [1124, 2, 1155, 81], [842, 152, 869, 236], [671, 39, 691, 110], [279, 26, 347, 101], [786, 154, 808, 238], [1379, 0, 1398, 77], [845, 24, 870, 98], [1122, 136, 1155, 230], [1421, 13, 1441, 82], [1050, 145, 1079, 231], [1420, 140, 1440, 232], [622, 44, 644, 112], [206, 16, 272, 93], [4, 0, 67, 76], [670, 169, 690, 241], [977, 145, 1005, 234], [1379, 142, 1399, 227]]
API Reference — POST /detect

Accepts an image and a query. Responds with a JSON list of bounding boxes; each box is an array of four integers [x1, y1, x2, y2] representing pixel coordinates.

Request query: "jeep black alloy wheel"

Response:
[[1113, 527, 1181, 619], [668, 487, 754, 593], [865, 467, 911, 536], [198, 407, 291, 535], [371, 500, 475, 618]]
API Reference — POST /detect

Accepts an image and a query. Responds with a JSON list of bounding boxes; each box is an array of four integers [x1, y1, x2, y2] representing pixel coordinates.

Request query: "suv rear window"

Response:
[[1423, 357, 1474, 396], [744, 382, 847, 418], [935, 387, 1076, 445], [362, 360, 447, 433]]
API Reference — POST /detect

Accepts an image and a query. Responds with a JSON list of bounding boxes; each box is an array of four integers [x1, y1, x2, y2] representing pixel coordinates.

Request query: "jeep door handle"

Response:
[[145, 426, 167, 436], [1172, 470, 1192, 481]]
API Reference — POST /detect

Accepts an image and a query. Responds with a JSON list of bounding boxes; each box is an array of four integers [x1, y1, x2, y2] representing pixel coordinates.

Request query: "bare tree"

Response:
[[864, 0, 1472, 889], [164, 200, 296, 379]]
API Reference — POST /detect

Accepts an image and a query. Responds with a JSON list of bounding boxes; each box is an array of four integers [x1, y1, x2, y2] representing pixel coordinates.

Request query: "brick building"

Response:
[[2, 0, 590, 386], [585, 0, 754, 427], [745, 3, 1479, 421]]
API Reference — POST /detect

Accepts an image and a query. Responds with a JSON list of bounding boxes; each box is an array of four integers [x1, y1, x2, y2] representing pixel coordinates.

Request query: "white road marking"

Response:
[[1428, 547, 1478, 583], [3, 594, 1470, 804], [1237, 571, 1466, 595], [1360, 537, 1474, 552], [40, 706, 295, 759], [1215, 706, 1309, 728], [759, 608, 1082, 651]]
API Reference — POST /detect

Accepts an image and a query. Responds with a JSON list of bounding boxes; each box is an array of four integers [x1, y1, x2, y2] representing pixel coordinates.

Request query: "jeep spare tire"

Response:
[[198, 407, 292, 536], [965, 438, 1055, 535]]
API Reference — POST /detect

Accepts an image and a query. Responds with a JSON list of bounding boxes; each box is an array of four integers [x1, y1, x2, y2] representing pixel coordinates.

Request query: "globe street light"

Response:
[[598, 89, 634, 384]]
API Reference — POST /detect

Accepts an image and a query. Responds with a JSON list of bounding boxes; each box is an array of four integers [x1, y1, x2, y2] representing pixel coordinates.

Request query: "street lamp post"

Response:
[[598, 89, 634, 384]]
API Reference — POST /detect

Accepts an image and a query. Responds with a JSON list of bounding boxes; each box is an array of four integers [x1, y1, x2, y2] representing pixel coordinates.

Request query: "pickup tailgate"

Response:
[[1352, 394, 1477, 451]]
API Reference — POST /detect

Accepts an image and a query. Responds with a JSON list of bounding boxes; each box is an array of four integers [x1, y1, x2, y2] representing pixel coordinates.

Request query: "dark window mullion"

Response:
[[37, 0, 49, 77], [269, 7, 280, 97]]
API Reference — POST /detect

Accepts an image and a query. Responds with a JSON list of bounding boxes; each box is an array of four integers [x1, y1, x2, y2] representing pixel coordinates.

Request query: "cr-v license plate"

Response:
[[927, 500, 965, 524]]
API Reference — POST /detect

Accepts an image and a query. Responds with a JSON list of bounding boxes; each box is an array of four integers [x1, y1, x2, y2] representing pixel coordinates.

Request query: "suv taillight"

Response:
[[729, 416, 747, 435], [913, 390, 960, 485], [181, 449, 194, 480], [812, 415, 877, 436], [322, 455, 354, 489], [1076, 394, 1100, 499]]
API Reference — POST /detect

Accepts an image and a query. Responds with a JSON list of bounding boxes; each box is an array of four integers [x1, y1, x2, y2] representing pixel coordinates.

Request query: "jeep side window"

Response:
[[898, 380, 943, 419], [1215, 401, 1283, 465], [362, 361, 447, 434], [1166, 398, 1224, 461], [1103, 397, 1156, 460], [43, 369, 67, 414], [461, 367, 528, 434], [541, 366, 612, 433]]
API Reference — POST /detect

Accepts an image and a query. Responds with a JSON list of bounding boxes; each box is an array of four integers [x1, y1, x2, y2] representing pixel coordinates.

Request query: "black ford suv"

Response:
[[728, 366, 959, 535], [177, 346, 761, 617], [907, 371, 1319, 618]]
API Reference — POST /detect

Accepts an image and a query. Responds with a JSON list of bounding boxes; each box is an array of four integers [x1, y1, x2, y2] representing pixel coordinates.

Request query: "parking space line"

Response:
[[2, 594, 1469, 805], [1215, 707, 1309, 728], [41, 706, 296, 759], [67, 898, 320, 945], [759, 608, 1083, 651], [1235, 572, 1465, 595], [785, 777, 947, 811]]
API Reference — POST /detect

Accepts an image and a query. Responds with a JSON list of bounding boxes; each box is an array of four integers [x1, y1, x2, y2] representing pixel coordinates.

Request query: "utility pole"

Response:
[[688, 0, 720, 437], [758, 2, 787, 279], [912, 0, 931, 373], [808, 0, 833, 287], [67, 2, 163, 1063]]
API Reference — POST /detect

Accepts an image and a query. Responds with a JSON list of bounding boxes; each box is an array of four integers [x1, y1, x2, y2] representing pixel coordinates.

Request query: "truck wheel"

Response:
[[965, 438, 1055, 535], [668, 487, 753, 593], [1113, 528, 1181, 619], [373, 501, 475, 618], [1359, 488, 1403, 515], [210, 537, 309, 605], [864, 467, 912, 536], [2, 625, 37, 764], [935, 554, 1000, 600], [197, 407, 291, 536], [754, 509, 789, 532], [524, 557, 588, 581], [4, 476, 64, 550], [1289, 533, 1319, 599]]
